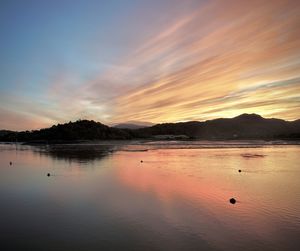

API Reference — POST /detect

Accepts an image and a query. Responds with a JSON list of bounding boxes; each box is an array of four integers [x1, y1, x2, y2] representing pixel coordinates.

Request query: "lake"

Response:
[[0, 141, 300, 251]]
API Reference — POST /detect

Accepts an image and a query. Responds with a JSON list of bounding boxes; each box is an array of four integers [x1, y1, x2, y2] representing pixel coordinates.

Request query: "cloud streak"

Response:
[[0, 0, 300, 130], [112, 0, 300, 123]]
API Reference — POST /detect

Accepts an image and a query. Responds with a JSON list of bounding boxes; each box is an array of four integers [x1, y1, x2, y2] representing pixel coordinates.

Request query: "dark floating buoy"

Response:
[[140, 160, 143, 163], [9, 161, 12, 165], [229, 198, 236, 204], [238, 169, 241, 172], [47, 173, 51, 177]]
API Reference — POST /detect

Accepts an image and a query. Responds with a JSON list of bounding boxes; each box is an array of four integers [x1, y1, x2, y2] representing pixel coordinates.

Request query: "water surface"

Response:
[[0, 142, 300, 251]]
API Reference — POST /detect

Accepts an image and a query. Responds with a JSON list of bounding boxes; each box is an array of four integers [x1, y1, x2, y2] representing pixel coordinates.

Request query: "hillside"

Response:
[[134, 114, 300, 139], [113, 123, 150, 129], [0, 114, 299, 142], [0, 120, 131, 142]]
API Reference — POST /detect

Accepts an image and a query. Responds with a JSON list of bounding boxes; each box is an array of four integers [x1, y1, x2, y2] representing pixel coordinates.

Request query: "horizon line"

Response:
[[2, 113, 299, 132]]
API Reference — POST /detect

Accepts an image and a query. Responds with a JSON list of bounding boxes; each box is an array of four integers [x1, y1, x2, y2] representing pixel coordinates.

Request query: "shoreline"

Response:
[[1, 139, 300, 146]]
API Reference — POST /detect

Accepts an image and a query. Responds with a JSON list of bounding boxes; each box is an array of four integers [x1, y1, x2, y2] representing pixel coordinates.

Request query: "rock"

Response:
[[140, 160, 143, 163], [47, 173, 51, 177], [229, 198, 236, 204], [238, 169, 241, 172], [9, 162, 12, 165]]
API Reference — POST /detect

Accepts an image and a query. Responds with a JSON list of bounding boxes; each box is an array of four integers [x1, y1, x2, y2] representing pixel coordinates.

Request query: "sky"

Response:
[[0, 0, 300, 130]]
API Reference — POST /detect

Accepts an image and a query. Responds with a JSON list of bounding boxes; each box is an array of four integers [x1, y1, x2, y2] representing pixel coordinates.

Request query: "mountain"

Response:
[[113, 121, 154, 129], [0, 114, 299, 142], [133, 114, 300, 140], [114, 123, 148, 129], [0, 120, 131, 142]]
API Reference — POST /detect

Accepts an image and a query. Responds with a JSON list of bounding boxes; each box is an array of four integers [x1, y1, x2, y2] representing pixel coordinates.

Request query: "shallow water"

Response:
[[0, 142, 300, 251]]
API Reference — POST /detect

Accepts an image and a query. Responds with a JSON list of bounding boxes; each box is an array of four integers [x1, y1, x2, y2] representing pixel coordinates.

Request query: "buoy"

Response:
[[47, 173, 51, 177], [238, 169, 241, 172], [140, 160, 143, 163], [9, 162, 12, 165], [229, 198, 236, 204]]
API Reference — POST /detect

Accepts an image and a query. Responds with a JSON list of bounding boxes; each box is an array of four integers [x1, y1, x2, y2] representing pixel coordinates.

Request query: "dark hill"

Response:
[[0, 114, 299, 142], [134, 114, 300, 140], [132, 121, 202, 138], [0, 130, 14, 137], [114, 123, 148, 129], [0, 120, 131, 142]]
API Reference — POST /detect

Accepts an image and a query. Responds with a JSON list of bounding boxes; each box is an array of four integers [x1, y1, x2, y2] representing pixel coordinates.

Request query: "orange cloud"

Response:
[[0, 108, 51, 131], [112, 0, 300, 123], [1, 0, 299, 130]]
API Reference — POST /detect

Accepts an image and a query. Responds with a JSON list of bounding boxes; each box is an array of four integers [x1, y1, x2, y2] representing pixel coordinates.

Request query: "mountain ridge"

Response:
[[0, 114, 299, 142], [113, 122, 153, 129]]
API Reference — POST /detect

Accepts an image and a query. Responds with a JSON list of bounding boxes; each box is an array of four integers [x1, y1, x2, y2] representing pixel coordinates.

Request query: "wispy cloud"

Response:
[[0, 0, 299, 130], [111, 0, 300, 123]]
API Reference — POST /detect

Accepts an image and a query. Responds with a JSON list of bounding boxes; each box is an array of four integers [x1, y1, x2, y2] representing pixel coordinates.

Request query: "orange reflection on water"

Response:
[[1, 144, 300, 250], [113, 147, 300, 248], [115, 152, 229, 207]]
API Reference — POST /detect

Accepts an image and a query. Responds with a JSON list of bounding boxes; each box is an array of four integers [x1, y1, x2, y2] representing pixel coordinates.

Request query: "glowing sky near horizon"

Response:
[[0, 0, 300, 130]]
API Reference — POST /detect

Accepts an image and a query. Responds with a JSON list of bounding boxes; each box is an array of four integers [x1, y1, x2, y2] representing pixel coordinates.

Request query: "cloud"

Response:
[[0, 108, 52, 131], [112, 0, 300, 123], [1, 0, 300, 130]]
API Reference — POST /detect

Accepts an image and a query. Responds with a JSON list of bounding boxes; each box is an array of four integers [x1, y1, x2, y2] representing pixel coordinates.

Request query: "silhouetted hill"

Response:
[[132, 121, 202, 138], [114, 123, 149, 129], [0, 120, 131, 142], [0, 130, 14, 137], [134, 114, 300, 140], [0, 114, 299, 142], [113, 121, 154, 129]]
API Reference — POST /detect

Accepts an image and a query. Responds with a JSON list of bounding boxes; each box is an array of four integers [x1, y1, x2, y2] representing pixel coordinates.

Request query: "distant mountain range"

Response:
[[0, 114, 299, 142], [113, 121, 154, 129], [135, 114, 300, 140]]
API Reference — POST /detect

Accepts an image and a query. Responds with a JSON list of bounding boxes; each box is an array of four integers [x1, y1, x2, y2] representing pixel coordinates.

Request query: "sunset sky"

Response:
[[1, 0, 300, 130]]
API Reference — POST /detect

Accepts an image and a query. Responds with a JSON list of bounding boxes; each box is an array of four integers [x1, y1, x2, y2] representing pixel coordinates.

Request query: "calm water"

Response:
[[0, 141, 300, 251]]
